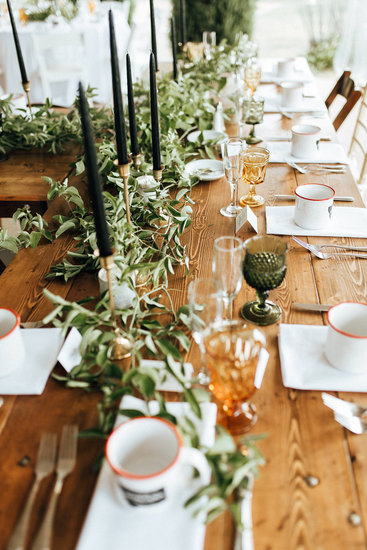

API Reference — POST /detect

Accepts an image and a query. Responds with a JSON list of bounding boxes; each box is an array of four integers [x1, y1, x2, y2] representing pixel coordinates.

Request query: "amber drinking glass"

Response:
[[204, 320, 265, 434], [241, 235, 288, 326], [244, 57, 261, 96], [239, 146, 269, 207]]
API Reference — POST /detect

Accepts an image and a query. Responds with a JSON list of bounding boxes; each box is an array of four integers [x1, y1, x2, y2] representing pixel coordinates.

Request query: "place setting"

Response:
[[260, 56, 314, 84]]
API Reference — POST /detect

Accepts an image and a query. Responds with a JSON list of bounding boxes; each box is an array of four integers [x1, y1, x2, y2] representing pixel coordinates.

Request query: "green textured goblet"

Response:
[[241, 235, 288, 326]]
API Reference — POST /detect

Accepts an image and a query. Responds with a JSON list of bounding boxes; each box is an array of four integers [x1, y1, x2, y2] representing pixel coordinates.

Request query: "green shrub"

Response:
[[172, 0, 257, 44]]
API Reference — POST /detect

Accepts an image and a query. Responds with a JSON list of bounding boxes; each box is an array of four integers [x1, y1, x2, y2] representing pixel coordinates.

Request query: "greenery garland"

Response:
[[0, 38, 266, 527]]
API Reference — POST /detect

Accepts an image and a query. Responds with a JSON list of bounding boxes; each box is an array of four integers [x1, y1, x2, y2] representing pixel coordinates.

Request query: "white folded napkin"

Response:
[[264, 95, 325, 113], [278, 324, 367, 391], [266, 141, 349, 164], [0, 328, 63, 395], [260, 57, 313, 84], [76, 397, 217, 550], [266, 206, 367, 238]]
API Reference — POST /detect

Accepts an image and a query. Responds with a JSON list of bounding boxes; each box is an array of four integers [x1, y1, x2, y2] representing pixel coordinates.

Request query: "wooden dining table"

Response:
[[1, 105, 367, 550]]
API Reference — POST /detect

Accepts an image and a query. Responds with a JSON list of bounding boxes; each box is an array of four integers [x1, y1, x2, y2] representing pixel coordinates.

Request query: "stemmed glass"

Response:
[[213, 236, 243, 318], [239, 95, 265, 144], [239, 146, 269, 208], [220, 138, 245, 218], [203, 319, 266, 434], [188, 278, 223, 385], [244, 57, 262, 96], [203, 31, 216, 60], [241, 235, 288, 326]]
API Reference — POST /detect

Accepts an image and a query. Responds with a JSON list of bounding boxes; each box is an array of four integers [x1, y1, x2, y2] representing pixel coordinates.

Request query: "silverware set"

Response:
[[286, 160, 346, 174], [6, 425, 78, 550], [322, 393, 367, 434], [292, 236, 367, 260]]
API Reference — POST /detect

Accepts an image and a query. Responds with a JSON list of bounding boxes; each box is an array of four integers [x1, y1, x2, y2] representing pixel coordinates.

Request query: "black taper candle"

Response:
[[126, 53, 139, 156], [149, 52, 161, 171], [149, 0, 158, 72], [109, 10, 128, 165], [6, 0, 28, 84], [179, 0, 186, 46], [78, 82, 112, 258], [171, 17, 178, 81]]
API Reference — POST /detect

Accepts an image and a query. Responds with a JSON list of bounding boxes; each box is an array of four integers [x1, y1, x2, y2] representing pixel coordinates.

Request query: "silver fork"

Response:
[[287, 161, 346, 174], [6, 433, 57, 550], [292, 236, 367, 256], [322, 393, 367, 418], [32, 425, 78, 550]]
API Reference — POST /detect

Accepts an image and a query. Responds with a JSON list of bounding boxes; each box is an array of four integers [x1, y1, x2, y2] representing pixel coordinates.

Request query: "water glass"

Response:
[[220, 138, 245, 218], [213, 236, 243, 318], [188, 278, 223, 384], [203, 31, 216, 60], [239, 94, 265, 144]]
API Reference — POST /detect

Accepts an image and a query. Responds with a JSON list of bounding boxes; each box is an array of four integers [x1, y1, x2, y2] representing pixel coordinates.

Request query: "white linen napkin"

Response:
[[76, 397, 217, 550], [264, 95, 325, 113], [266, 140, 349, 164], [260, 57, 313, 84], [0, 328, 63, 394], [266, 206, 367, 238], [278, 324, 367, 391]]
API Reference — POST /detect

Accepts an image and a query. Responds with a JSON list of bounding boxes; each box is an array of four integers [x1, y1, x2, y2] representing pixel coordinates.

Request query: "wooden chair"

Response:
[[325, 70, 362, 131], [349, 86, 367, 186]]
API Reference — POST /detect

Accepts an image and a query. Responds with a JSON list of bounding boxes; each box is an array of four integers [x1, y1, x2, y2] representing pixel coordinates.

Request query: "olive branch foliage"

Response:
[[0, 38, 265, 526]]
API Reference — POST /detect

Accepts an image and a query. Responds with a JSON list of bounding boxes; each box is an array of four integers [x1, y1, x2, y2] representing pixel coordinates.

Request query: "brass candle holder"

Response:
[[153, 165, 164, 184], [130, 153, 142, 171], [99, 253, 133, 361], [22, 80, 32, 114], [114, 158, 133, 224]]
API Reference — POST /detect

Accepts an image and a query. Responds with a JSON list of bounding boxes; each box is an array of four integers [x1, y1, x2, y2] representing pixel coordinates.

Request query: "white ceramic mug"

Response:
[[325, 302, 367, 373], [291, 124, 321, 159], [280, 81, 303, 108], [277, 58, 294, 78], [0, 307, 25, 376], [98, 264, 135, 310], [294, 183, 335, 229], [106, 416, 210, 507]]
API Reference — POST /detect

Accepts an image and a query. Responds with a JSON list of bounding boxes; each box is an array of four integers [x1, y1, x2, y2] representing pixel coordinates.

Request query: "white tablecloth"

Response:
[[0, 6, 130, 105]]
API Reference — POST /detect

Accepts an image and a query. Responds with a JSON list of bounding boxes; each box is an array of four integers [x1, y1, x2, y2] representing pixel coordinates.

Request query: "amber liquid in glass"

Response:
[[204, 327, 262, 417]]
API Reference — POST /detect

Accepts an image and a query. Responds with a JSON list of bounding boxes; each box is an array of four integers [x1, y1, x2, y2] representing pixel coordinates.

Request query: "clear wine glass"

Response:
[[212, 236, 243, 318], [202, 31, 216, 60], [220, 138, 245, 218], [188, 278, 224, 385]]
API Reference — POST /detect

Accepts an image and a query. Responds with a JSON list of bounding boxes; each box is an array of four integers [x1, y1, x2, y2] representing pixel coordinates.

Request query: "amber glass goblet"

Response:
[[241, 235, 288, 326], [239, 146, 269, 208], [244, 57, 262, 96], [204, 320, 266, 434]]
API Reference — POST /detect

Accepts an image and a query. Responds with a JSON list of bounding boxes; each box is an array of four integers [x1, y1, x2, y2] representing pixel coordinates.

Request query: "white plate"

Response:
[[187, 130, 227, 144], [185, 159, 224, 181]]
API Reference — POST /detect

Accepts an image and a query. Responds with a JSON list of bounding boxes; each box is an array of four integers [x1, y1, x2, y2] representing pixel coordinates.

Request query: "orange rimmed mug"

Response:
[[0, 307, 25, 376], [106, 416, 210, 507]]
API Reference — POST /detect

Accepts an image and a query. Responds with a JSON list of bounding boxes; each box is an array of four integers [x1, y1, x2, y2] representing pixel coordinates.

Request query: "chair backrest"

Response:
[[32, 30, 88, 105], [325, 71, 362, 131], [349, 86, 367, 186]]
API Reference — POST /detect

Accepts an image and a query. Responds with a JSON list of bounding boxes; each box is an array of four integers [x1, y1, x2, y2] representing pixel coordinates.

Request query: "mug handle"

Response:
[[316, 138, 320, 150], [179, 447, 211, 486]]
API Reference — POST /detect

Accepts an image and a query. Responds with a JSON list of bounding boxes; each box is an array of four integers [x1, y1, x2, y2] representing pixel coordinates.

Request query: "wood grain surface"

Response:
[[1, 112, 367, 550]]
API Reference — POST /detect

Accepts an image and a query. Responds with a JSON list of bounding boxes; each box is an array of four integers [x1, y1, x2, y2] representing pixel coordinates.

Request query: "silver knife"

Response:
[[265, 137, 331, 142], [292, 302, 332, 312], [275, 194, 354, 202]]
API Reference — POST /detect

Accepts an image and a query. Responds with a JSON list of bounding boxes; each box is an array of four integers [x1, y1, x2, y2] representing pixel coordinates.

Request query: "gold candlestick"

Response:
[[130, 153, 142, 171], [99, 253, 133, 361], [22, 81, 32, 114], [114, 158, 133, 224], [153, 165, 164, 183]]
